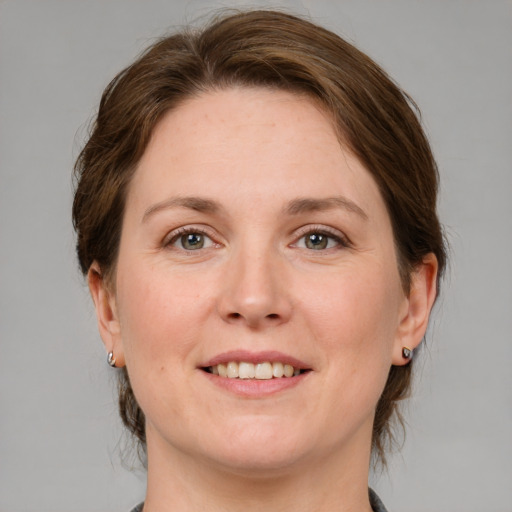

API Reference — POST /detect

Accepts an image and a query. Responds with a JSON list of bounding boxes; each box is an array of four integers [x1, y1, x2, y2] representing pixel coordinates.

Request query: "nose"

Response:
[[217, 245, 293, 329]]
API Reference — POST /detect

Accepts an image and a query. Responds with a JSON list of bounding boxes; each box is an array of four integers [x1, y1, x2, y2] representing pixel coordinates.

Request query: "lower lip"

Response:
[[201, 370, 310, 397]]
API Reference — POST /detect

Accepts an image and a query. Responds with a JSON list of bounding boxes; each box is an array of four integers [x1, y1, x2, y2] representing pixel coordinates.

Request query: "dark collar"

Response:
[[369, 488, 389, 512], [130, 489, 388, 512]]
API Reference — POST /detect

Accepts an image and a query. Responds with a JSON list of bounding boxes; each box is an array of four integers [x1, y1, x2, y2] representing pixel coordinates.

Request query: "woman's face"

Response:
[[97, 88, 422, 473]]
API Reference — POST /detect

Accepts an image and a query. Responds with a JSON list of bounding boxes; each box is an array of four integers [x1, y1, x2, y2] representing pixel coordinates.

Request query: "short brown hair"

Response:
[[73, 9, 446, 465]]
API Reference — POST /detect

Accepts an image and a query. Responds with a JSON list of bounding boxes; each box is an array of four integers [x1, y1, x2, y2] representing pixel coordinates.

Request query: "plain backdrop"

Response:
[[1, 1, 511, 511]]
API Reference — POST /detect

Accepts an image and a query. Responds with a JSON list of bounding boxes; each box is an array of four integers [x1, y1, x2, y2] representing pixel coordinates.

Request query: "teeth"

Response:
[[239, 362, 255, 379], [284, 364, 294, 377], [272, 362, 284, 378], [255, 362, 273, 380], [218, 363, 227, 377], [227, 361, 239, 378], [208, 361, 304, 379]]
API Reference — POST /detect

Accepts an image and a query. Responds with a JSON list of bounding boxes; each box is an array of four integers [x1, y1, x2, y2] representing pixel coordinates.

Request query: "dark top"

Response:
[[130, 488, 388, 512]]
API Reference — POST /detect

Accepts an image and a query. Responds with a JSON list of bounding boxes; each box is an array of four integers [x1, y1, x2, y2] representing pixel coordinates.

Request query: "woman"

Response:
[[73, 10, 446, 512]]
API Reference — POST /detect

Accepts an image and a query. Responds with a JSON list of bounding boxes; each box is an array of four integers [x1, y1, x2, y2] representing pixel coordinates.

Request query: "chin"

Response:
[[208, 446, 308, 476], [197, 420, 315, 474]]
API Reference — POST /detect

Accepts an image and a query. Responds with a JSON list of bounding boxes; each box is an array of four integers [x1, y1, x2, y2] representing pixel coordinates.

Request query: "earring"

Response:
[[107, 351, 117, 368], [402, 346, 413, 360]]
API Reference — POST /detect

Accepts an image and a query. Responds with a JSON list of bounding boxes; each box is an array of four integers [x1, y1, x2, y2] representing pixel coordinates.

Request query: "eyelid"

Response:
[[291, 224, 352, 249], [163, 225, 220, 249], [162, 223, 350, 251]]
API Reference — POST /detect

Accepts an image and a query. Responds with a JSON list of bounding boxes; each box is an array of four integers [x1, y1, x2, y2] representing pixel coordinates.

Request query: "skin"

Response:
[[89, 88, 438, 512]]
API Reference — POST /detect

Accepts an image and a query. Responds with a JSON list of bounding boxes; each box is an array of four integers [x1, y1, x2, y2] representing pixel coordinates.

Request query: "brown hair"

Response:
[[73, 9, 446, 465]]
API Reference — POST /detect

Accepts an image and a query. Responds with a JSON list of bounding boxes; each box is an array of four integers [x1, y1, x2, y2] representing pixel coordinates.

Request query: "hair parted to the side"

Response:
[[73, 9, 446, 466]]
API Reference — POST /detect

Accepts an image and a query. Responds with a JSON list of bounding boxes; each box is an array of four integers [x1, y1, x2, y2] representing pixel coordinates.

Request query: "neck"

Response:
[[142, 426, 374, 512]]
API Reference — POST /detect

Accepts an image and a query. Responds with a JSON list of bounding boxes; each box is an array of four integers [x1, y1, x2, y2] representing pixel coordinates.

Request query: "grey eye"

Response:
[[305, 233, 329, 250], [180, 233, 205, 250], [297, 232, 342, 250], [167, 228, 216, 251]]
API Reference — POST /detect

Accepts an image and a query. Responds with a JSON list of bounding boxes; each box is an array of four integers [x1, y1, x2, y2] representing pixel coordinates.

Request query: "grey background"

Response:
[[1, 1, 511, 511]]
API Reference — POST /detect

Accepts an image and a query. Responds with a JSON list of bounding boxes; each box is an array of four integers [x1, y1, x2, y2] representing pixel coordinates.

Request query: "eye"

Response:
[[166, 229, 215, 251], [293, 228, 348, 251], [305, 233, 332, 250]]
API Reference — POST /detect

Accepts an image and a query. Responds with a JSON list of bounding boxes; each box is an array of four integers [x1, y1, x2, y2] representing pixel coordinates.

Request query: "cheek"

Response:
[[115, 263, 211, 365], [297, 260, 404, 420], [301, 267, 401, 351], [114, 264, 216, 423]]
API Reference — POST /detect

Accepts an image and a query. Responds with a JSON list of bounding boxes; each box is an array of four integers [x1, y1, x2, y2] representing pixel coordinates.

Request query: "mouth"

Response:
[[200, 350, 312, 381], [202, 361, 310, 380]]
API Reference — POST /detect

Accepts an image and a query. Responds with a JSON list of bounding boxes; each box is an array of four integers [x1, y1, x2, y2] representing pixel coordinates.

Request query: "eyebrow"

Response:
[[142, 196, 221, 222], [285, 196, 368, 220], [142, 194, 368, 222]]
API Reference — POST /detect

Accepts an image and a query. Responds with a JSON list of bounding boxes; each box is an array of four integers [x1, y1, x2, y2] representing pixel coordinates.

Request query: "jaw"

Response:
[[144, 411, 375, 512]]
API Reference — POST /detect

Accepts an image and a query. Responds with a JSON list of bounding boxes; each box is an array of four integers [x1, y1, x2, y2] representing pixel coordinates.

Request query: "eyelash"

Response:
[[292, 225, 351, 251], [164, 226, 218, 251], [163, 225, 351, 252]]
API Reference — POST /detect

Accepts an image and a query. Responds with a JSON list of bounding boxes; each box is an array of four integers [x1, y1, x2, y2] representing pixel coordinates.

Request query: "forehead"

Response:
[[128, 87, 384, 217], [147, 87, 339, 158]]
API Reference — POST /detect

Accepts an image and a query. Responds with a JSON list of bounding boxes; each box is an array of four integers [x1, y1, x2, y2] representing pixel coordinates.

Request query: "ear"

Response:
[[392, 253, 438, 365], [87, 262, 125, 368]]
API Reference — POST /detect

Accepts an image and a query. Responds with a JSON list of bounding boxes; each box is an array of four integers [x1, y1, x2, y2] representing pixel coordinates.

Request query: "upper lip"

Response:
[[201, 350, 311, 370]]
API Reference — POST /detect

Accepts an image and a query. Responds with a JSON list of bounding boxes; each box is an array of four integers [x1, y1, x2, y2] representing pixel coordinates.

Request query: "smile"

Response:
[[204, 361, 308, 379]]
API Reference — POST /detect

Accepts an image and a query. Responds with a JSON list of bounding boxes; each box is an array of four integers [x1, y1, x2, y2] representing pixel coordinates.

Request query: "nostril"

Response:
[[267, 313, 279, 319]]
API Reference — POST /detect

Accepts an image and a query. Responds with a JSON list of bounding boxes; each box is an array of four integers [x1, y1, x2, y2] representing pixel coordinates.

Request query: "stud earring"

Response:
[[107, 351, 117, 368], [402, 346, 413, 360]]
